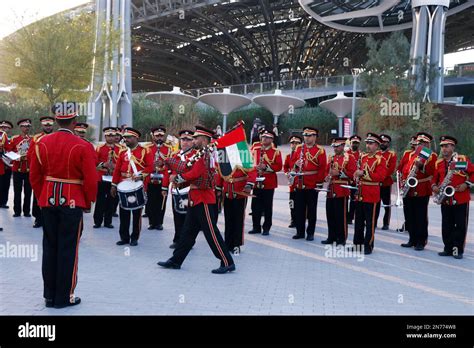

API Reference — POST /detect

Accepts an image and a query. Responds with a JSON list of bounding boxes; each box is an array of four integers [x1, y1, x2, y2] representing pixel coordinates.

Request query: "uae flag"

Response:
[[213, 123, 254, 178]]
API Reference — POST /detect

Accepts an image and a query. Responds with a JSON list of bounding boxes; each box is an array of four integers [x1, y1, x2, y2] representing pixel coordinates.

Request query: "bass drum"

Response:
[[117, 180, 147, 210], [172, 186, 189, 214]]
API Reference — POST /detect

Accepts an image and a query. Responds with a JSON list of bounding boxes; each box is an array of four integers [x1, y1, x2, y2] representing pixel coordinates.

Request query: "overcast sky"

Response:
[[0, 0, 472, 69]]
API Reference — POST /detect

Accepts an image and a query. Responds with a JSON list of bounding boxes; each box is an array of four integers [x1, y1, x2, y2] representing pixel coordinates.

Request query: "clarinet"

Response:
[[106, 146, 114, 175], [354, 158, 362, 201], [256, 147, 265, 189]]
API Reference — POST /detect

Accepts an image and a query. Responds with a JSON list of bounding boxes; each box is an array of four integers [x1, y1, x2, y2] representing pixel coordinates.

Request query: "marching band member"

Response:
[[396, 135, 418, 233], [248, 129, 282, 236], [111, 128, 153, 246], [112, 127, 122, 217], [284, 135, 302, 228], [29, 106, 98, 308], [169, 130, 196, 249], [400, 132, 437, 251], [144, 126, 172, 231], [353, 133, 387, 255], [374, 134, 397, 230], [322, 137, 356, 246], [93, 127, 121, 229], [27, 116, 55, 228], [0, 121, 14, 209], [157, 126, 235, 274], [10, 118, 33, 218], [432, 136, 474, 260], [289, 126, 326, 241], [74, 123, 89, 140], [346, 135, 361, 225]]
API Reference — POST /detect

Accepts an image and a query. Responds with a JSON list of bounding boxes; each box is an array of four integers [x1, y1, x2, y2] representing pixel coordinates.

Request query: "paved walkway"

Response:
[[0, 183, 473, 315]]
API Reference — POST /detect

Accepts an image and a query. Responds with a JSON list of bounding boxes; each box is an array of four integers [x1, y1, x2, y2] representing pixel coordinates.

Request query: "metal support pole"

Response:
[[350, 74, 357, 135]]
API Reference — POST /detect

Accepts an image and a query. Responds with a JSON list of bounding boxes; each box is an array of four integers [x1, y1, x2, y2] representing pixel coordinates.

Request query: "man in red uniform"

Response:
[[322, 137, 357, 246], [289, 126, 327, 241], [248, 129, 282, 236], [353, 133, 387, 255], [157, 126, 235, 274], [169, 130, 196, 249], [111, 128, 153, 246], [29, 105, 98, 308], [10, 118, 33, 218], [346, 135, 361, 225], [284, 135, 302, 228], [0, 120, 13, 209], [374, 134, 397, 230], [93, 127, 121, 229], [432, 136, 474, 260], [144, 126, 172, 230], [27, 116, 55, 228], [396, 135, 418, 233], [400, 132, 437, 251], [74, 123, 89, 140], [0, 127, 7, 230]]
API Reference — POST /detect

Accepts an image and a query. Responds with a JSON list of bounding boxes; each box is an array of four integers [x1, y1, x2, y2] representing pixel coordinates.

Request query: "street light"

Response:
[[351, 68, 361, 135]]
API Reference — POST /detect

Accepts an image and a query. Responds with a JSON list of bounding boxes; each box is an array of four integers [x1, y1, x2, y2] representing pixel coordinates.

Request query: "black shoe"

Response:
[[381, 225, 389, 230], [45, 299, 54, 308], [0, 205, 9, 209], [24, 214, 31, 217], [169, 243, 178, 249], [401, 242, 414, 248], [364, 249, 372, 255], [54, 297, 81, 309], [396, 228, 406, 233], [142, 213, 148, 218], [104, 224, 114, 229], [211, 264, 236, 274], [248, 230, 261, 234], [292, 235, 304, 239], [93, 224, 101, 229], [288, 223, 296, 228], [0, 227, 3, 232], [116, 240, 129, 246], [336, 242, 346, 247], [306, 236, 314, 241], [157, 260, 181, 269], [414, 244, 424, 251], [262, 230, 269, 236], [453, 254, 463, 260], [130, 240, 138, 246], [438, 251, 452, 256], [321, 239, 334, 244], [156, 225, 163, 231], [147, 225, 155, 230], [113, 213, 118, 217], [33, 222, 42, 228], [13, 213, 20, 217]]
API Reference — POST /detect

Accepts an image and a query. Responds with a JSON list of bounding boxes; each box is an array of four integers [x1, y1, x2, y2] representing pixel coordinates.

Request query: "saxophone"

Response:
[[401, 161, 419, 198], [434, 153, 458, 205]]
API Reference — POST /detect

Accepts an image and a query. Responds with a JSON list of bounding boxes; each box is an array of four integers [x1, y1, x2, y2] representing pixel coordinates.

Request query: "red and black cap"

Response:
[[151, 125, 166, 136], [261, 129, 276, 139], [331, 137, 347, 147], [193, 125, 214, 138], [365, 132, 382, 144], [349, 135, 361, 143], [74, 123, 89, 133], [410, 135, 418, 145], [439, 135, 457, 146], [122, 127, 141, 138], [39, 116, 55, 126], [51, 101, 78, 120], [179, 129, 194, 140], [103, 127, 116, 136], [379, 134, 392, 143], [17, 118, 32, 127], [302, 126, 318, 136], [0, 120, 13, 129], [416, 132, 433, 144], [288, 134, 303, 143]]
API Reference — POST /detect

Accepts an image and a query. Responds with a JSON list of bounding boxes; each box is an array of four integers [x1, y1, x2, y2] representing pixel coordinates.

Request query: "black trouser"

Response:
[[42, 206, 83, 306], [289, 191, 296, 224], [13, 171, 32, 215], [354, 202, 377, 252], [0, 167, 12, 206], [347, 189, 357, 222], [294, 189, 318, 238], [145, 182, 167, 227], [93, 181, 117, 226], [119, 207, 142, 242], [404, 196, 429, 246], [172, 205, 186, 244], [326, 196, 348, 245], [224, 197, 247, 250], [375, 185, 391, 228], [401, 197, 409, 231], [251, 188, 275, 232], [441, 203, 469, 255], [170, 203, 234, 267], [32, 197, 42, 225]]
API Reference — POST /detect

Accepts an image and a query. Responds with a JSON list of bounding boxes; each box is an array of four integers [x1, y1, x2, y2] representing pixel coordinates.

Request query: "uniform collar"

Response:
[[58, 128, 74, 134]]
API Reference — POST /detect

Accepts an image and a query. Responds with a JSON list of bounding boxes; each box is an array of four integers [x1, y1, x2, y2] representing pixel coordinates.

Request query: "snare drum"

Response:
[[117, 180, 147, 210], [172, 186, 189, 214]]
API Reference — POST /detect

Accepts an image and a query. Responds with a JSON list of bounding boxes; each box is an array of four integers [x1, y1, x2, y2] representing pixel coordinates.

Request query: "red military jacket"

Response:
[[216, 167, 257, 200], [284, 152, 298, 193], [0, 130, 8, 175], [378, 149, 397, 187], [253, 145, 282, 190], [289, 143, 327, 190], [112, 145, 154, 190], [357, 153, 387, 203], [326, 152, 357, 198], [397, 149, 413, 173], [169, 148, 197, 192], [402, 149, 437, 197], [432, 154, 474, 205], [9, 134, 31, 173], [29, 129, 98, 210], [95, 143, 123, 181], [145, 142, 172, 190], [346, 149, 361, 162]]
